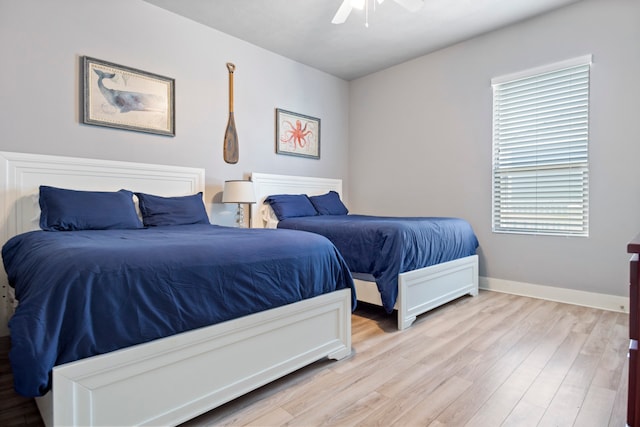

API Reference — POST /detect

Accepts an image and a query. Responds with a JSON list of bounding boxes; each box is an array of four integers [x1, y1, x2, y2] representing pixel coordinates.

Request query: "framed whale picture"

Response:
[[82, 56, 175, 136]]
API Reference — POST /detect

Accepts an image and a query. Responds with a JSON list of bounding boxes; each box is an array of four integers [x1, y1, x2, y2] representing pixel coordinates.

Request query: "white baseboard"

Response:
[[480, 276, 629, 313]]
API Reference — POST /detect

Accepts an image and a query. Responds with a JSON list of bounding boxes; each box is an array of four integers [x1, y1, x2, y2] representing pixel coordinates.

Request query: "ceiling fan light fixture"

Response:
[[331, 1, 353, 24], [332, 0, 423, 26], [350, 0, 365, 10]]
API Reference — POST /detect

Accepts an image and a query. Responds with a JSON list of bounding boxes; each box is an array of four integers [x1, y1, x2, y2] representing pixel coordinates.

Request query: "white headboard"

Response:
[[0, 151, 205, 336], [250, 172, 342, 229]]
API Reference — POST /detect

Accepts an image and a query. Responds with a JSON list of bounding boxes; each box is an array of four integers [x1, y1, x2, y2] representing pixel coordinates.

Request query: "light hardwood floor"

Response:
[[0, 290, 629, 426]]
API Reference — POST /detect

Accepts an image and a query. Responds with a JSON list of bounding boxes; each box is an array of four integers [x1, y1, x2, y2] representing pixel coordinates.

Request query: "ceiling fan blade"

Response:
[[332, 0, 353, 24], [393, 0, 424, 12]]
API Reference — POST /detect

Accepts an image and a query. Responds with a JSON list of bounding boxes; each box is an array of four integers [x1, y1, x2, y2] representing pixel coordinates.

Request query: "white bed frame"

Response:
[[250, 172, 478, 330], [0, 152, 351, 426]]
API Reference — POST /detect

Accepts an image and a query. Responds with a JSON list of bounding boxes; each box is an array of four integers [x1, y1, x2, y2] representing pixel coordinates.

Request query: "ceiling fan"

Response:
[[331, 0, 425, 25]]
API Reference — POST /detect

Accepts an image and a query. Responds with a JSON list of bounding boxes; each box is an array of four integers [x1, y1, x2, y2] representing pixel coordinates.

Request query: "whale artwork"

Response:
[[82, 56, 175, 136], [94, 69, 166, 113]]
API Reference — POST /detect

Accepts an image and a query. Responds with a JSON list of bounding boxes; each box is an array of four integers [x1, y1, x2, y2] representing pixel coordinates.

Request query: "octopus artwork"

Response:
[[279, 119, 314, 149], [276, 109, 320, 159]]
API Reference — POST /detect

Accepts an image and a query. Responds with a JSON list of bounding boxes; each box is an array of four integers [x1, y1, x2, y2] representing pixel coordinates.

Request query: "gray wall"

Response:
[[2, 0, 638, 299], [349, 0, 640, 297], [0, 0, 350, 226]]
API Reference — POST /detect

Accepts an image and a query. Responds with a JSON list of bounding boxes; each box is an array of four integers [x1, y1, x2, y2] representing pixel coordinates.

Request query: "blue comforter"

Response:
[[277, 215, 478, 313], [2, 224, 355, 397]]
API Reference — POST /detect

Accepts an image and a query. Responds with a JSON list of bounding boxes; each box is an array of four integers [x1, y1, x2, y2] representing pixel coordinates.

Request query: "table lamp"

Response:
[[222, 180, 256, 227]]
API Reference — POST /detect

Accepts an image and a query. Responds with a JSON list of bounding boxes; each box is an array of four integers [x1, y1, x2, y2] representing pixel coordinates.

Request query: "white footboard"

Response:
[[35, 289, 352, 427], [397, 255, 478, 330], [355, 255, 478, 330]]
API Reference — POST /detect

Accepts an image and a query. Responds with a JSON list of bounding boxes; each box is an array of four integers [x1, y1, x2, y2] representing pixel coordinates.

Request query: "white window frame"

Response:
[[491, 55, 592, 237]]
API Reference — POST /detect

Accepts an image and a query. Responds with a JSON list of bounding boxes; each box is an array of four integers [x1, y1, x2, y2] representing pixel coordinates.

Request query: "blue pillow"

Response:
[[308, 191, 349, 215], [135, 192, 209, 227], [264, 194, 317, 221], [39, 186, 142, 231]]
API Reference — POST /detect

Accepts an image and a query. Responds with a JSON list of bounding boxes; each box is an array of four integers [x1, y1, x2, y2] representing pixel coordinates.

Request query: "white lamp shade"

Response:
[[222, 180, 256, 204]]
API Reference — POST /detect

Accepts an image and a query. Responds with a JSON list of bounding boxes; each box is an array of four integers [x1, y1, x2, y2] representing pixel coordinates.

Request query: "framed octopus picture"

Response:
[[275, 108, 320, 159]]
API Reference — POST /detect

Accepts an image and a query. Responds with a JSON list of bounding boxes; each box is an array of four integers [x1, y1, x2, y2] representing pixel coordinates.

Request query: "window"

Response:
[[492, 55, 591, 237]]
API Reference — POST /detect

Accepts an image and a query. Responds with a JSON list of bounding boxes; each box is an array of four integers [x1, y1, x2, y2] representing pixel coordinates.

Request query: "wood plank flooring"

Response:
[[0, 334, 41, 426], [0, 290, 629, 426]]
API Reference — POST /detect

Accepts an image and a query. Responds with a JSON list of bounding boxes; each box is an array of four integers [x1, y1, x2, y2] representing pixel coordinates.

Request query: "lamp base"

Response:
[[235, 203, 245, 228]]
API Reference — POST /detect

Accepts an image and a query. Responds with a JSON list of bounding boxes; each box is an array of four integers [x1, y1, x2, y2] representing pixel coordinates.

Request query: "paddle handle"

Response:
[[226, 63, 235, 112]]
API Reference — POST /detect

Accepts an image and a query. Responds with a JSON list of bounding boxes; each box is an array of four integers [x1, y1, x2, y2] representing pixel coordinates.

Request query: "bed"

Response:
[[0, 152, 353, 427], [251, 172, 479, 330]]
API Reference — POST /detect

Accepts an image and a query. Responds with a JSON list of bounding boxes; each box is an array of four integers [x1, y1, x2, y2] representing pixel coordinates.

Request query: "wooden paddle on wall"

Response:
[[224, 62, 239, 164]]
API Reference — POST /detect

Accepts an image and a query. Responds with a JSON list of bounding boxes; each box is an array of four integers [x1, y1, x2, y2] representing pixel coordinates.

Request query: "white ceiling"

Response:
[[143, 0, 583, 81]]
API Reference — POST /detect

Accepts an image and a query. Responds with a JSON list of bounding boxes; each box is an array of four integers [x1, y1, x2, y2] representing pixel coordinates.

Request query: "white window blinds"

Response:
[[492, 56, 591, 236]]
